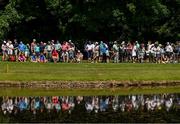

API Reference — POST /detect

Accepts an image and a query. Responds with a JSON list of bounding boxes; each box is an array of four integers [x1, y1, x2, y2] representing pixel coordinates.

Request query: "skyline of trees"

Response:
[[0, 0, 179, 43]]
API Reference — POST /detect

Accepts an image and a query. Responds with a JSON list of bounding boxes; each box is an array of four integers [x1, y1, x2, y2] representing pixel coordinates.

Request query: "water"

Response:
[[0, 93, 180, 123]]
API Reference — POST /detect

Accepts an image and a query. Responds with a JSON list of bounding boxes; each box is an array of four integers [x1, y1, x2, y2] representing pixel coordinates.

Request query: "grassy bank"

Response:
[[0, 62, 180, 81], [1, 87, 180, 96]]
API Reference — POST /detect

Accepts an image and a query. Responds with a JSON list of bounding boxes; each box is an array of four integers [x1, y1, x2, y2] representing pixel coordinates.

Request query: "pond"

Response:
[[0, 93, 180, 123]]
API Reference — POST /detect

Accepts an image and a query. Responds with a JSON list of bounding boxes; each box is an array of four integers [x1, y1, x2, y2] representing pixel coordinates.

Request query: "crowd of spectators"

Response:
[[1, 39, 180, 63], [1, 94, 180, 115]]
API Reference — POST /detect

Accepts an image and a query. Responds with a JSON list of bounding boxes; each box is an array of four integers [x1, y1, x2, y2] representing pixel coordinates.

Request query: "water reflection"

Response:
[[0, 94, 180, 122]]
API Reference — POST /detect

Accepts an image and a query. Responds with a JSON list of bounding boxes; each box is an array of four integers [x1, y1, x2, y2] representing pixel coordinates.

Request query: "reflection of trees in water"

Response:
[[0, 94, 180, 123]]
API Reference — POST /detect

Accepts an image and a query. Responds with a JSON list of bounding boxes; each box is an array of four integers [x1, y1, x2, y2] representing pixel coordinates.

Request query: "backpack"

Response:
[[9, 55, 16, 61]]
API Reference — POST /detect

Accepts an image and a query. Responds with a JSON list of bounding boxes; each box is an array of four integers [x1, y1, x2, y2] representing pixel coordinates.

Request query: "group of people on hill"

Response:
[[85, 40, 180, 64], [1, 39, 83, 63], [1, 39, 180, 63], [1, 94, 179, 115]]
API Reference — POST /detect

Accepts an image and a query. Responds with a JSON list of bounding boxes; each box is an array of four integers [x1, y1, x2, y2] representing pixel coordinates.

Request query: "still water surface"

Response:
[[0, 93, 180, 123]]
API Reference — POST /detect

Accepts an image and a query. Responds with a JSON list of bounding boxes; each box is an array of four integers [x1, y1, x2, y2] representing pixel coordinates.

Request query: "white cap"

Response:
[[121, 41, 125, 44]]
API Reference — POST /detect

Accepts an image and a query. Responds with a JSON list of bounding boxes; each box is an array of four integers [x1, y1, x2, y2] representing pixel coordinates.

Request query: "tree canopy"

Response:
[[0, 0, 179, 43]]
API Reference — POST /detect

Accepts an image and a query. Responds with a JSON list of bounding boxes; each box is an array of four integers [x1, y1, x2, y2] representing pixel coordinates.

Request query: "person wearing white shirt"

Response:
[[165, 42, 173, 61], [85, 41, 93, 61], [8, 41, 14, 56]]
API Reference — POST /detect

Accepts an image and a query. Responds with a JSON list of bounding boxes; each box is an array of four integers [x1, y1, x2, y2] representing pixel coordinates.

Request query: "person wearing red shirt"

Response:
[[52, 48, 59, 63]]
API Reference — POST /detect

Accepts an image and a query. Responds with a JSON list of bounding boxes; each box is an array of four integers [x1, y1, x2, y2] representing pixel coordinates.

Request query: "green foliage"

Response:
[[127, 3, 136, 15], [112, 9, 126, 22], [45, 0, 73, 34], [0, 0, 179, 42], [0, 0, 23, 41]]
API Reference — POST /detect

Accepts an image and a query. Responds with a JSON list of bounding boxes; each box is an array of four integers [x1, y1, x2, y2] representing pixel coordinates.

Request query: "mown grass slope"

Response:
[[0, 62, 180, 81]]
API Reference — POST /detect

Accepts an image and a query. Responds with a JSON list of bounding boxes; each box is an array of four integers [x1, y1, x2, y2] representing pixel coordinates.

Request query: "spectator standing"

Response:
[[165, 42, 173, 62], [45, 41, 53, 62], [54, 40, 61, 60], [1, 41, 7, 61], [61, 41, 69, 63], [119, 41, 126, 62], [99, 41, 107, 63], [126, 41, 133, 62], [7, 41, 14, 61], [85, 41, 93, 62], [18, 41, 26, 54], [68, 40, 75, 63], [92, 42, 99, 63], [31, 39, 36, 54], [138, 43, 145, 63], [132, 43, 137, 63], [34, 43, 40, 57], [112, 41, 119, 63], [25, 44, 30, 60], [39, 41, 45, 54], [175, 41, 180, 62], [13, 39, 19, 61]]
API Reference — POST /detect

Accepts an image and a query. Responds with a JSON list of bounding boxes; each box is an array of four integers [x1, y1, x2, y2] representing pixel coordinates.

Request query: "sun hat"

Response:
[[121, 41, 125, 44]]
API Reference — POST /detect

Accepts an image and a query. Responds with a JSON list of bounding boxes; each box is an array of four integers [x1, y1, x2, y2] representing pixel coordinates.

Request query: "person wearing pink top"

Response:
[[31, 39, 36, 54], [61, 41, 70, 62], [18, 53, 26, 62]]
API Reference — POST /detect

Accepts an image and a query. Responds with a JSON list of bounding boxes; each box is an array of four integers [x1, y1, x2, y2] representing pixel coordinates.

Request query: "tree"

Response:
[[0, 0, 23, 41], [0, 0, 179, 43]]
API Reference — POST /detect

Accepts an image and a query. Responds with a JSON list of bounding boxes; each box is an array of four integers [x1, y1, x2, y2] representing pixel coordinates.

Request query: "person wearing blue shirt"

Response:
[[99, 41, 107, 63], [34, 43, 40, 57], [38, 52, 47, 63], [18, 99, 27, 111], [30, 53, 37, 62], [18, 41, 26, 54]]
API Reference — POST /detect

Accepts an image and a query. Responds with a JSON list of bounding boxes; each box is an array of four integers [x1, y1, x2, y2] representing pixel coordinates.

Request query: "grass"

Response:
[[1, 87, 180, 96], [0, 62, 180, 96], [0, 62, 180, 81]]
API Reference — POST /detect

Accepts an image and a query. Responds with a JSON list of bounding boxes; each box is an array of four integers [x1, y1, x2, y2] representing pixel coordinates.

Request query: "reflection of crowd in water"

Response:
[[1, 96, 75, 115], [1, 94, 180, 115]]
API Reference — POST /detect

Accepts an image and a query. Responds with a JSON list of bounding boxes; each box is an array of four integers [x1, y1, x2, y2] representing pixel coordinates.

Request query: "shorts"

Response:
[[14, 49, 18, 56], [25, 51, 30, 57], [93, 51, 99, 58], [2, 51, 7, 56], [62, 51, 69, 57], [106, 51, 110, 57], [35, 52, 40, 57], [166, 52, 172, 58], [156, 54, 161, 58]]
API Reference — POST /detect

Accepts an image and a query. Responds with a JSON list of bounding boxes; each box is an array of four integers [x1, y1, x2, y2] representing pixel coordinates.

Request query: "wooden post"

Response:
[[6, 64, 9, 73]]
